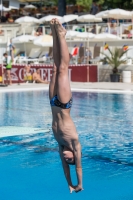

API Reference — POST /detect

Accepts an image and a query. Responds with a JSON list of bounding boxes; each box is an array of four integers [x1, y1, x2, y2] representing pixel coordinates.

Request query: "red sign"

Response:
[[0, 64, 97, 83]]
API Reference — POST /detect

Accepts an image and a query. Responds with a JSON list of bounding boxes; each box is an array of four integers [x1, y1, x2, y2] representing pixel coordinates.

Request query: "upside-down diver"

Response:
[[49, 18, 83, 193]]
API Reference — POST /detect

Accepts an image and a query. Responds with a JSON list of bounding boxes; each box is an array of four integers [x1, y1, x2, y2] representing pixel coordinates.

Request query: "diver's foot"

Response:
[[54, 18, 67, 37]]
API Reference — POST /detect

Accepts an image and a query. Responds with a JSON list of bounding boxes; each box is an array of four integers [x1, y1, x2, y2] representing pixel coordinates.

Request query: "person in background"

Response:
[[110, 18, 117, 24], [90, 2, 98, 15], [85, 48, 92, 64], [110, 23, 117, 35], [0, 14, 7, 23], [80, 48, 92, 64], [6, 12, 10, 20], [91, 24, 96, 34], [32, 68, 48, 83], [23, 63, 32, 83], [35, 27, 43, 36], [9, 39, 15, 59], [105, 22, 117, 35], [3, 52, 13, 85], [78, 43, 85, 63]]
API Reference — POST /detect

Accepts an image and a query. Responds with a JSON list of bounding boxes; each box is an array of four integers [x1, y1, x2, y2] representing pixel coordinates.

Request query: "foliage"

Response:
[[47, 0, 133, 12], [100, 0, 133, 9], [100, 47, 128, 73], [66, 0, 77, 4], [52, 0, 93, 12], [76, 0, 92, 12], [52, 0, 58, 6], [97, 0, 104, 5]]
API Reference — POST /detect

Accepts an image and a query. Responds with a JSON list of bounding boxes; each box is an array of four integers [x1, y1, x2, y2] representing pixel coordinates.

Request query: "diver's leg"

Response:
[[49, 19, 60, 100], [55, 19, 72, 103]]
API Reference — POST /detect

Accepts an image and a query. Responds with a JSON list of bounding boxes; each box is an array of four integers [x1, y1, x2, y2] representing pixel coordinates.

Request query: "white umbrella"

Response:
[[24, 5, 37, 9], [105, 9, 132, 19], [33, 35, 53, 47], [60, 14, 78, 23], [77, 14, 102, 22], [12, 35, 37, 57], [0, 4, 11, 11], [9, 6, 19, 10], [95, 10, 109, 18], [93, 33, 121, 40], [76, 32, 95, 39], [12, 35, 37, 43], [36, 13, 42, 17], [65, 30, 78, 38], [15, 16, 40, 24], [39, 15, 63, 23]]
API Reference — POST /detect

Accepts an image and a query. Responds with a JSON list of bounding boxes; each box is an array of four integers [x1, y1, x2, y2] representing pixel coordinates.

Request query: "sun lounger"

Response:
[[91, 46, 101, 64], [17, 48, 41, 64]]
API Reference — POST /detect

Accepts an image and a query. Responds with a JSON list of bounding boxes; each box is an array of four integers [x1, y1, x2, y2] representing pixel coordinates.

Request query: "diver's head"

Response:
[[62, 146, 75, 165]]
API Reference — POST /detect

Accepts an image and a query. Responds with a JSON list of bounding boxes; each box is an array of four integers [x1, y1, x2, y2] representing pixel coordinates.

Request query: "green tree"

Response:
[[51, 0, 133, 14], [76, 0, 92, 12], [101, 0, 133, 9]]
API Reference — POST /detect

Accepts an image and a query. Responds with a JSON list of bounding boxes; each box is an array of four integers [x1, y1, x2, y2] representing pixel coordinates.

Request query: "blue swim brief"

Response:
[[50, 95, 73, 109]]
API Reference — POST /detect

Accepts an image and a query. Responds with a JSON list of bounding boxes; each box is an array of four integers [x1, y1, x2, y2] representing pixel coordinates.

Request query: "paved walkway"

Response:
[[0, 82, 133, 93]]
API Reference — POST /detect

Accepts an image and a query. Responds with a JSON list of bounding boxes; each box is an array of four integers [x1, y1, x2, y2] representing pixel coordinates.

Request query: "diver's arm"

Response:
[[73, 140, 83, 192], [59, 145, 72, 186]]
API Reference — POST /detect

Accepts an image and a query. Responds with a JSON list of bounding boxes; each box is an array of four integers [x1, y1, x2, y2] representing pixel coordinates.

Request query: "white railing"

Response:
[[1, 22, 133, 39]]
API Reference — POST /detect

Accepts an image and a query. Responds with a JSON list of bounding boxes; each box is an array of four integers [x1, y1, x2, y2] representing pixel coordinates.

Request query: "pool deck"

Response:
[[0, 82, 133, 93]]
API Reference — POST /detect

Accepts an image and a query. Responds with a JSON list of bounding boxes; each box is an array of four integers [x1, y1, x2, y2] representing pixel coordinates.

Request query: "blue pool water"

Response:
[[0, 91, 133, 200]]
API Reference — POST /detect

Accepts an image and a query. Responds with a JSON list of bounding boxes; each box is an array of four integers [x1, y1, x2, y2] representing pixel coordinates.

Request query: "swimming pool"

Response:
[[0, 91, 133, 200]]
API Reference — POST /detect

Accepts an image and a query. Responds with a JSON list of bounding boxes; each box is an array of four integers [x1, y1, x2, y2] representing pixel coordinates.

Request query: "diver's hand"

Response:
[[69, 185, 76, 193], [75, 185, 83, 193]]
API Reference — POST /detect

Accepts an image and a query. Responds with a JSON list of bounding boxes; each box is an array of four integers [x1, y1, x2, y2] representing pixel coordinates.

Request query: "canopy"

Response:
[[12, 35, 37, 43], [0, 4, 11, 11], [95, 10, 109, 19], [98, 9, 132, 19], [76, 32, 95, 39], [24, 5, 37, 9], [9, 6, 19, 10], [39, 15, 62, 23], [15, 16, 40, 24], [93, 33, 121, 40], [60, 14, 78, 23], [77, 14, 102, 22], [66, 30, 78, 38], [33, 35, 53, 47]]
